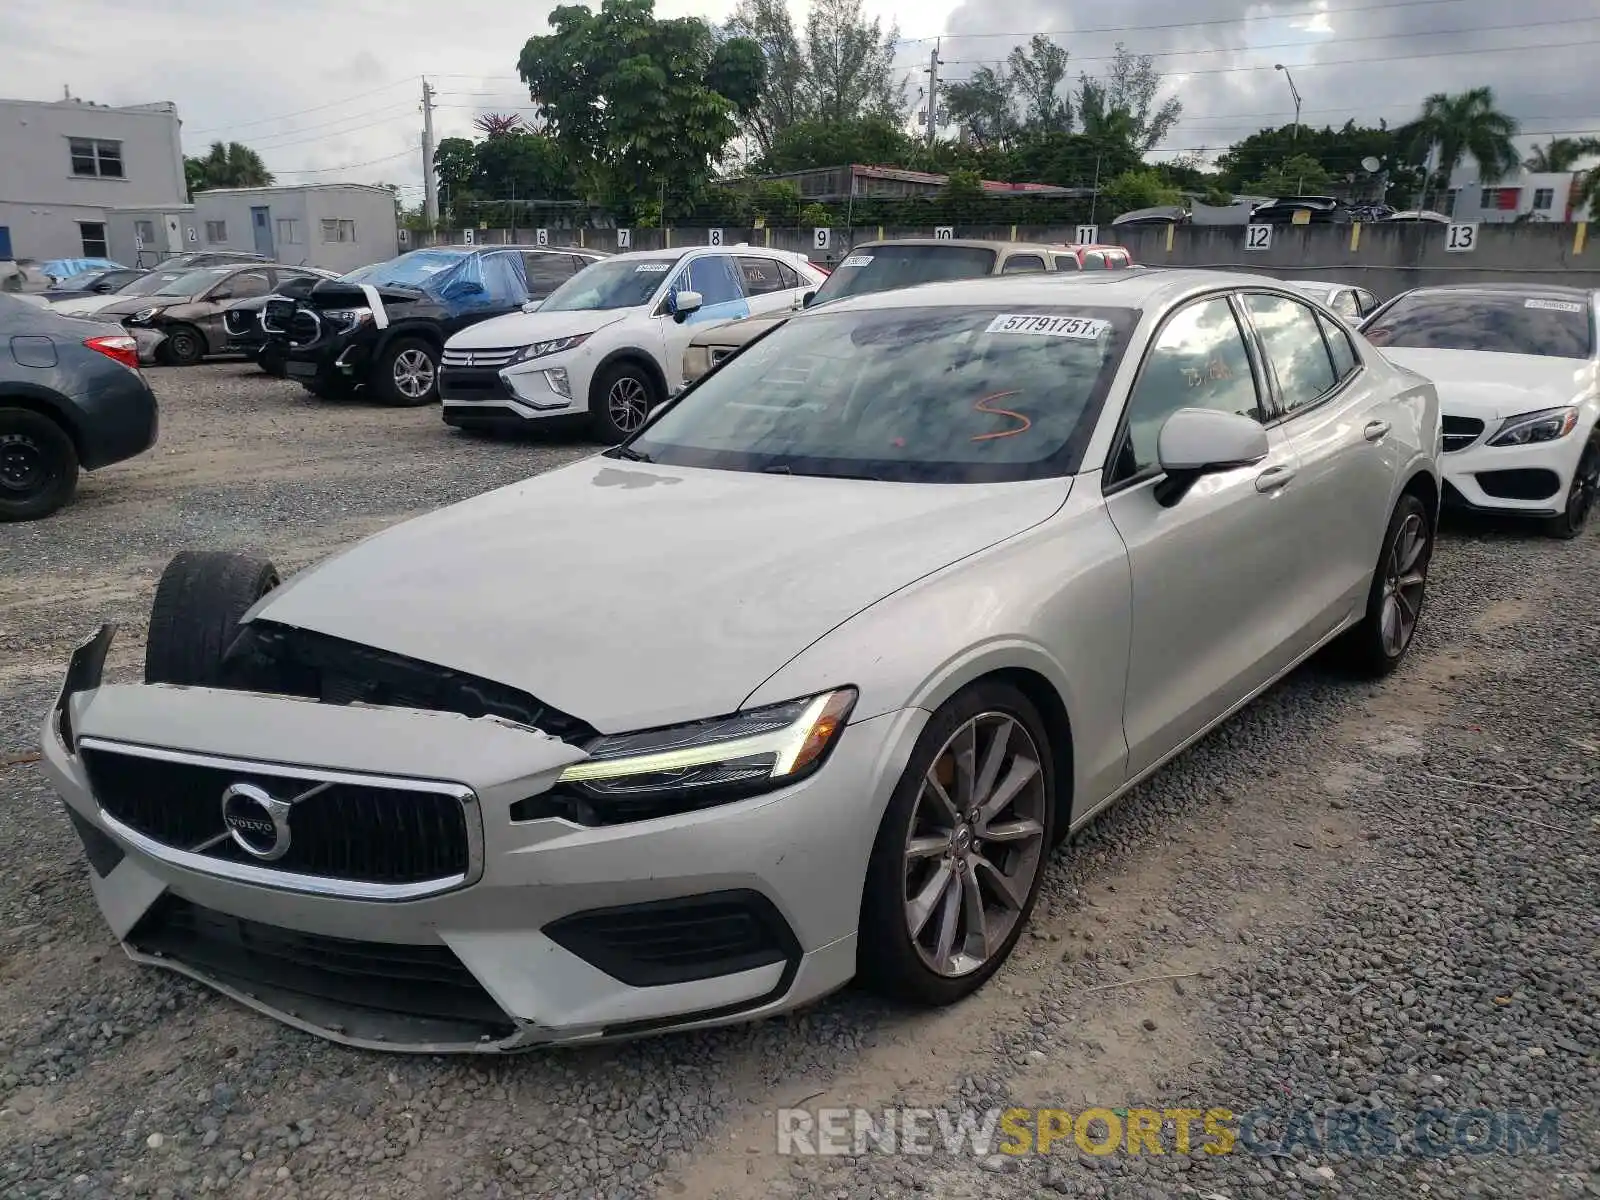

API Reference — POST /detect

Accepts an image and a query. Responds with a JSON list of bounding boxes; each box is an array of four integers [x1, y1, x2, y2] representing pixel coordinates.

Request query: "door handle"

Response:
[[1363, 419, 1391, 442], [1255, 465, 1297, 494]]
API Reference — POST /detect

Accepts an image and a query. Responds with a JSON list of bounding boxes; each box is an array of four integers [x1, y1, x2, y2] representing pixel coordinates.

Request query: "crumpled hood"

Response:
[[1379, 347, 1588, 420], [96, 294, 200, 318], [447, 308, 629, 350], [251, 458, 1070, 733]]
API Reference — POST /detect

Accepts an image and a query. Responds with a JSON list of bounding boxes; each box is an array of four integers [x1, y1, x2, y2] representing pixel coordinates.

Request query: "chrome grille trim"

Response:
[[442, 347, 521, 369]]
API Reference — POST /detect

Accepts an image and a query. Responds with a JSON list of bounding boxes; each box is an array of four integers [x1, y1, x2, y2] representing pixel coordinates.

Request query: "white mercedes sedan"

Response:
[[1362, 284, 1599, 538], [42, 270, 1440, 1053]]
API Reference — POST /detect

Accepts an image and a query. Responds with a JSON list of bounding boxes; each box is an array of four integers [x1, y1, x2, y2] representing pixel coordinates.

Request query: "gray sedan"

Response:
[[42, 270, 1440, 1051]]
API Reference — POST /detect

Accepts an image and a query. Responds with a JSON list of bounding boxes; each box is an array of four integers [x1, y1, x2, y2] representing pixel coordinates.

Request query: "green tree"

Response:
[[1098, 168, 1181, 216], [1248, 153, 1334, 196], [474, 132, 571, 203], [518, 0, 764, 215], [1402, 86, 1519, 205], [473, 113, 526, 138], [1523, 136, 1600, 173], [1216, 120, 1425, 207], [185, 140, 274, 194], [759, 114, 911, 172], [942, 67, 1020, 152], [1008, 35, 1072, 134], [1075, 45, 1181, 153], [724, 0, 809, 157], [803, 0, 904, 123], [433, 138, 478, 197]]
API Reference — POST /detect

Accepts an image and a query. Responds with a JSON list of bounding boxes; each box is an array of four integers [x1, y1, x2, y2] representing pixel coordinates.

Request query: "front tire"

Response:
[[372, 337, 439, 407], [589, 361, 660, 444], [858, 682, 1057, 1007], [1336, 491, 1432, 677], [1545, 435, 1598, 540], [0, 407, 78, 522], [144, 550, 280, 685], [161, 323, 207, 366]]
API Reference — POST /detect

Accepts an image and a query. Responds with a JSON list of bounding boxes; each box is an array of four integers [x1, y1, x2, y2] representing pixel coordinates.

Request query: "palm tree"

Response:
[[1523, 136, 1600, 173], [198, 141, 275, 188], [473, 112, 526, 138], [1403, 87, 1519, 208]]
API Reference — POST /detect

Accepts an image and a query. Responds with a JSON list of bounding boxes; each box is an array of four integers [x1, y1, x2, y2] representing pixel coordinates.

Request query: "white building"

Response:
[[162, 184, 400, 273], [1443, 166, 1593, 223], [0, 95, 187, 262]]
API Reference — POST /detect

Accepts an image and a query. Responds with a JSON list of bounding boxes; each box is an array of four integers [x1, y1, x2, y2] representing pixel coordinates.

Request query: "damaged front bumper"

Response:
[[40, 628, 902, 1053]]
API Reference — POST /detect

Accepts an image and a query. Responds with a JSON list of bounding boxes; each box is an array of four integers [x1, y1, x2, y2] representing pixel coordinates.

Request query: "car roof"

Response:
[[1392, 283, 1597, 302], [1049, 243, 1131, 254], [852, 238, 1057, 253], [811, 268, 1300, 316]]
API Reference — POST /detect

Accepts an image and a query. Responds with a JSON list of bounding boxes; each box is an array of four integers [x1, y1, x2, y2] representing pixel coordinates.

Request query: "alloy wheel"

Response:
[[902, 712, 1047, 978], [393, 349, 436, 399], [0, 433, 46, 494], [607, 376, 650, 434], [1379, 511, 1429, 657]]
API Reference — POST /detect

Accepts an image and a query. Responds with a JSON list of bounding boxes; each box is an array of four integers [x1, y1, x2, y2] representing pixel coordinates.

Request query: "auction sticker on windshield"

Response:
[[985, 314, 1108, 339], [841, 256, 874, 268], [635, 263, 671, 273], [1524, 298, 1585, 312]]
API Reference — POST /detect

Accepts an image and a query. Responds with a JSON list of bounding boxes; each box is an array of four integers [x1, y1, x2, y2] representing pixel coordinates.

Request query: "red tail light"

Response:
[[84, 334, 140, 371]]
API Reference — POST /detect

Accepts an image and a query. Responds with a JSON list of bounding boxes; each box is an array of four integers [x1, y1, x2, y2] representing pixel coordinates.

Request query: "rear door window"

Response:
[[1051, 253, 1082, 271], [522, 253, 576, 293], [736, 257, 792, 295], [1318, 312, 1359, 380], [1244, 292, 1337, 414], [1001, 254, 1046, 274]]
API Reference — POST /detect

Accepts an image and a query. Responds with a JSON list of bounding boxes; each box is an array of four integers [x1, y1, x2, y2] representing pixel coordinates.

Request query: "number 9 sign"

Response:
[[813, 228, 831, 251]]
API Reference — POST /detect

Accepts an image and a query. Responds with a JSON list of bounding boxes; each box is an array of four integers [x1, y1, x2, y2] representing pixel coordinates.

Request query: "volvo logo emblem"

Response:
[[220, 782, 293, 861]]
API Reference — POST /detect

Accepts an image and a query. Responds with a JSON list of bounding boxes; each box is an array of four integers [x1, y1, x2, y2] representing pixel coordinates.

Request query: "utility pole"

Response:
[[421, 77, 439, 228], [923, 42, 943, 144]]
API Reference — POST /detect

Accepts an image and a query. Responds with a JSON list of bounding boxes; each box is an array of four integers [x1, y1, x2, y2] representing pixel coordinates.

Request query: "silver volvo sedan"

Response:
[[41, 270, 1442, 1053]]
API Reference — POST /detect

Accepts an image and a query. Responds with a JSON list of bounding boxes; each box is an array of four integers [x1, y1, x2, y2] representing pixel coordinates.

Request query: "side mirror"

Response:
[[1154, 408, 1268, 507], [671, 290, 703, 323], [521, 299, 543, 313], [93, 280, 117, 293], [801, 291, 816, 309]]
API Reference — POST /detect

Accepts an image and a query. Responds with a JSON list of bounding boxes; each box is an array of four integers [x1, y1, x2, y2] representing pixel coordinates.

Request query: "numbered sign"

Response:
[[707, 228, 723, 246], [535, 228, 549, 247], [462, 228, 475, 245], [185, 226, 198, 243], [1074, 224, 1099, 245], [1444, 223, 1478, 253], [812, 228, 831, 251], [934, 226, 954, 239], [397, 228, 409, 244], [1245, 224, 1273, 251], [617, 228, 632, 249]]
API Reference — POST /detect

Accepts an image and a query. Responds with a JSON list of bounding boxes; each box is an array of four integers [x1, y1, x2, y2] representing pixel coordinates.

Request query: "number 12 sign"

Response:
[[1245, 224, 1273, 251]]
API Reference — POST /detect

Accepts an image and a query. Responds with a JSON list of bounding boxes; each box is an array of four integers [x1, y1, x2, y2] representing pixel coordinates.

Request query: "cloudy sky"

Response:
[[10, 0, 1600, 202]]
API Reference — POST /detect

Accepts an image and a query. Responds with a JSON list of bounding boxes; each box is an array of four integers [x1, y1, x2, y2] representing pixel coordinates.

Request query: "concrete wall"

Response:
[[410, 221, 1599, 300], [0, 97, 186, 261]]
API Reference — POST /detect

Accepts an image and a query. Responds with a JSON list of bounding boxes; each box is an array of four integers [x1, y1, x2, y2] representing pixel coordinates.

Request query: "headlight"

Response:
[[682, 345, 711, 382], [129, 307, 162, 323], [323, 306, 373, 330], [1487, 406, 1579, 447], [539, 688, 857, 823], [518, 332, 591, 361]]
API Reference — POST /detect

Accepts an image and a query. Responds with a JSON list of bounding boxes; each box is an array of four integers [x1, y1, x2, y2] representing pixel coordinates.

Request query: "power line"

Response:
[[185, 77, 418, 137], [270, 147, 418, 175], [244, 103, 419, 151]]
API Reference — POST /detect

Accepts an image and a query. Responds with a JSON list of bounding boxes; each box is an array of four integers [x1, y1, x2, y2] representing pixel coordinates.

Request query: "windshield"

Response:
[[809, 245, 998, 306], [539, 257, 682, 312], [628, 304, 1136, 483], [1363, 292, 1594, 359], [154, 267, 233, 297], [118, 271, 187, 296], [343, 249, 472, 289]]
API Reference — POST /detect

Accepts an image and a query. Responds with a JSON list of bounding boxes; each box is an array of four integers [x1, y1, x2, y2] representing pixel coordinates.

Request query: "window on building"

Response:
[[78, 222, 109, 257], [321, 219, 356, 243], [204, 220, 228, 244], [68, 138, 123, 179], [1533, 188, 1555, 211], [276, 218, 302, 244], [1479, 187, 1520, 211], [133, 219, 156, 248]]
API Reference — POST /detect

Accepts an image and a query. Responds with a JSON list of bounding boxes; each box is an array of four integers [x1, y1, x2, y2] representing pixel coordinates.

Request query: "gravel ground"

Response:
[[1, 363, 1595, 1199]]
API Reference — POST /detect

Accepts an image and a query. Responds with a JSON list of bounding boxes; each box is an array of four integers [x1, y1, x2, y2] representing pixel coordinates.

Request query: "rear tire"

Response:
[[589, 361, 660, 444], [0, 407, 78, 522], [161, 323, 207, 366], [372, 337, 439, 407], [1335, 492, 1432, 677], [858, 681, 1057, 1007], [256, 344, 287, 378], [1544, 435, 1598, 540], [144, 550, 279, 685]]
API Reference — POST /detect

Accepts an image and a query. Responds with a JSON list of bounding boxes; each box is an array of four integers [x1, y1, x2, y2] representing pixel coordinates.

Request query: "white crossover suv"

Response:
[[439, 245, 827, 442]]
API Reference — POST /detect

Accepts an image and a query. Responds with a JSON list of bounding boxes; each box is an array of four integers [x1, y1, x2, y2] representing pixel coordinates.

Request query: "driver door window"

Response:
[[225, 271, 270, 300], [1110, 296, 1262, 484]]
